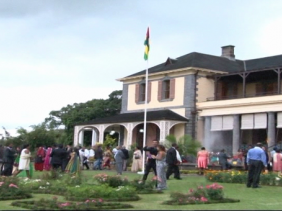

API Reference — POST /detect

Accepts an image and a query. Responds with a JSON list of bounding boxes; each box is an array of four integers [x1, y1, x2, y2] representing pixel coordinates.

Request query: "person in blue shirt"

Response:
[[246, 142, 267, 188]]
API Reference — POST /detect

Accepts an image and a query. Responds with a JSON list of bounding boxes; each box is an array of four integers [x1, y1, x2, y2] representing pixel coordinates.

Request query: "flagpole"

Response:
[[138, 27, 150, 175]]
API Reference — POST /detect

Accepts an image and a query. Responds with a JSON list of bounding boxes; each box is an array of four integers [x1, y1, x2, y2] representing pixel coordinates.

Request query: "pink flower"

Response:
[[0, 182, 4, 186], [198, 185, 203, 189], [189, 188, 194, 193], [98, 198, 103, 203], [200, 197, 208, 202], [92, 199, 96, 203], [85, 199, 90, 203], [9, 183, 18, 188]]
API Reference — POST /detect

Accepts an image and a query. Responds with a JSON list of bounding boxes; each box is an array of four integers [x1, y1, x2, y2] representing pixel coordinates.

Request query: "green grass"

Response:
[[2, 170, 282, 210]]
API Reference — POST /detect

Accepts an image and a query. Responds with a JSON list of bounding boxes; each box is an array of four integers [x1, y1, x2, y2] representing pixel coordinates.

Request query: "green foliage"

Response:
[[94, 174, 129, 188], [44, 90, 122, 142], [0, 177, 32, 200], [11, 198, 134, 210], [165, 134, 201, 156], [103, 134, 117, 149], [205, 170, 282, 186], [66, 184, 138, 201]]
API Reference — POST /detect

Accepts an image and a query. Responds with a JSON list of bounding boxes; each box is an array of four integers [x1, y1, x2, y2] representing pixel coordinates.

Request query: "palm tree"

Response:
[[164, 134, 201, 156]]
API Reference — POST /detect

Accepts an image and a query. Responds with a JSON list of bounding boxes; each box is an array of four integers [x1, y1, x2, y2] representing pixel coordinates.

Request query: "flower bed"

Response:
[[11, 197, 133, 210], [130, 177, 163, 194], [0, 177, 32, 200], [65, 184, 140, 201], [19, 178, 67, 195], [205, 170, 282, 186], [180, 170, 199, 174], [94, 174, 129, 188], [163, 183, 239, 205]]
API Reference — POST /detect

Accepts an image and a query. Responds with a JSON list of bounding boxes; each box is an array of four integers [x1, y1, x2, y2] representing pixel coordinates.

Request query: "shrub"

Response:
[[0, 177, 32, 200], [94, 174, 129, 188], [11, 197, 134, 210], [205, 170, 282, 186], [66, 184, 139, 201]]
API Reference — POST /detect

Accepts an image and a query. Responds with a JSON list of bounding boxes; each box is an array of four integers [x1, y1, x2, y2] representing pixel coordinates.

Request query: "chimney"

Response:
[[221, 45, 235, 60]]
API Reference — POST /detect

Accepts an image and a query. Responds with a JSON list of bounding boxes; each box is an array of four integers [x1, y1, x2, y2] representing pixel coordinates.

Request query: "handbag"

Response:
[[35, 155, 43, 163], [134, 154, 140, 159]]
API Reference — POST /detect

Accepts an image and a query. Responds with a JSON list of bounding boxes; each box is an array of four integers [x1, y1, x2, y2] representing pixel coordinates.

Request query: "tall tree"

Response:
[[44, 90, 122, 144]]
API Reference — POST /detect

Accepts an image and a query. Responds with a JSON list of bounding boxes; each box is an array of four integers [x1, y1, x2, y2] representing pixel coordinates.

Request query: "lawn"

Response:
[[1, 170, 282, 210]]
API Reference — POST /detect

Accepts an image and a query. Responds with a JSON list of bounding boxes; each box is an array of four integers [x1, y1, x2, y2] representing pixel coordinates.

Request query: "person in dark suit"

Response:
[[50, 144, 67, 172], [166, 143, 181, 180], [218, 149, 230, 170], [94, 145, 103, 170], [1, 143, 16, 176], [142, 140, 159, 181]]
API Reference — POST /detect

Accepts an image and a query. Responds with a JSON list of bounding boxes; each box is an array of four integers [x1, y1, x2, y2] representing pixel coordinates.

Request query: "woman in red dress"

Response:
[[34, 146, 45, 171], [197, 147, 209, 175]]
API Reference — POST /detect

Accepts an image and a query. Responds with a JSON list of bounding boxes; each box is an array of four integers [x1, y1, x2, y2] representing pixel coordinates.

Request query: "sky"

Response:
[[1, 0, 282, 137]]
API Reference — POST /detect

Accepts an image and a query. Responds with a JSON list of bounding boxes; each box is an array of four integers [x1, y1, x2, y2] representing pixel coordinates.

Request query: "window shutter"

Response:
[[241, 114, 254, 129], [147, 82, 152, 103], [169, 78, 176, 100], [135, 84, 140, 103], [256, 83, 263, 96], [222, 115, 234, 130], [158, 81, 162, 101], [277, 112, 282, 128], [211, 116, 223, 131], [254, 113, 267, 129]]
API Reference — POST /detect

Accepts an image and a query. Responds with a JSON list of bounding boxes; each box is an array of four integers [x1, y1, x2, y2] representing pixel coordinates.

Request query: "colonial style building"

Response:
[[74, 45, 282, 155]]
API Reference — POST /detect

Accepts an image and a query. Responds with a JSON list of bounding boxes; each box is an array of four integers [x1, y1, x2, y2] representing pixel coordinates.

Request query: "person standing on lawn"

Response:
[[218, 149, 231, 170], [197, 147, 209, 175], [151, 144, 167, 190], [50, 144, 67, 172], [166, 143, 181, 180], [1, 143, 16, 176], [121, 146, 129, 171], [114, 146, 125, 175], [142, 140, 159, 181], [94, 145, 103, 170], [246, 142, 267, 188]]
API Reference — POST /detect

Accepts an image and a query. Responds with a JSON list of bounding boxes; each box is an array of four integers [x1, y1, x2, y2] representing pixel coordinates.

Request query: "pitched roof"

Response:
[[76, 109, 188, 126], [123, 52, 282, 78]]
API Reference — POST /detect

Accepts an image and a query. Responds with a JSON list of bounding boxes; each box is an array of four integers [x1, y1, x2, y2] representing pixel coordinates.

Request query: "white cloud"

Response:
[[256, 17, 282, 56]]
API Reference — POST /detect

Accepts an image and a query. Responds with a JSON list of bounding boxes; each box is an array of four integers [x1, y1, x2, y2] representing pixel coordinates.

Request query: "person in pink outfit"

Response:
[[197, 147, 209, 175], [43, 147, 52, 171], [273, 149, 282, 172]]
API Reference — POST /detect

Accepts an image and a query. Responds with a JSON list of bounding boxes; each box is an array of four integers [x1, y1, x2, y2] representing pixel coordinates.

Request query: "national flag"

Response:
[[144, 27, 150, 60]]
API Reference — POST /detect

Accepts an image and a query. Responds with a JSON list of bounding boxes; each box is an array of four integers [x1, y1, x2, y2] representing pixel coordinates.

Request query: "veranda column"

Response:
[[127, 123, 133, 148], [79, 130, 84, 146], [267, 112, 275, 148], [232, 115, 240, 155], [91, 129, 97, 146], [98, 125, 105, 144], [204, 116, 211, 151]]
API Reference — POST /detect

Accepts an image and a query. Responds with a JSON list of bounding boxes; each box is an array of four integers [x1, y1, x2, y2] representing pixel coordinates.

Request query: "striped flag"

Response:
[[144, 27, 150, 61]]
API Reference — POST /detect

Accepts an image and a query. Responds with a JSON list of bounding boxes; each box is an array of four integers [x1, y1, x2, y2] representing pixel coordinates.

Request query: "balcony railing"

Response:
[[207, 91, 280, 101]]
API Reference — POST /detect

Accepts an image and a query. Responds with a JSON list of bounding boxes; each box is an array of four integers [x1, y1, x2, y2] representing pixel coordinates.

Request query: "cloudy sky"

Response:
[[1, 0, 282, 136]]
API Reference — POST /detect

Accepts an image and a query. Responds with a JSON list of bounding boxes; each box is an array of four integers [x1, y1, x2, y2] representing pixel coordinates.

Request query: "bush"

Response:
[[66, 184, 139, 201], [130, 177, 161, 194], [163, 183, 239, 205], [205, 170, 282, 186], [11, 197, 134, 210], [0, 177, 32, 200], [94, 174, 129, 188]]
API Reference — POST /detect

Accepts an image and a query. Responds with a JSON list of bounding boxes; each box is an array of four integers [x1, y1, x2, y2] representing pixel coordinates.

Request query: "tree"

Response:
[[44, 90, 122, 144], [164, 134, 201, 156]]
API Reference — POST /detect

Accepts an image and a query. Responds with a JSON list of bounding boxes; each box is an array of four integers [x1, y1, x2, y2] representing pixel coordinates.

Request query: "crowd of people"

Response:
[[1, 140, 277, 189]]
